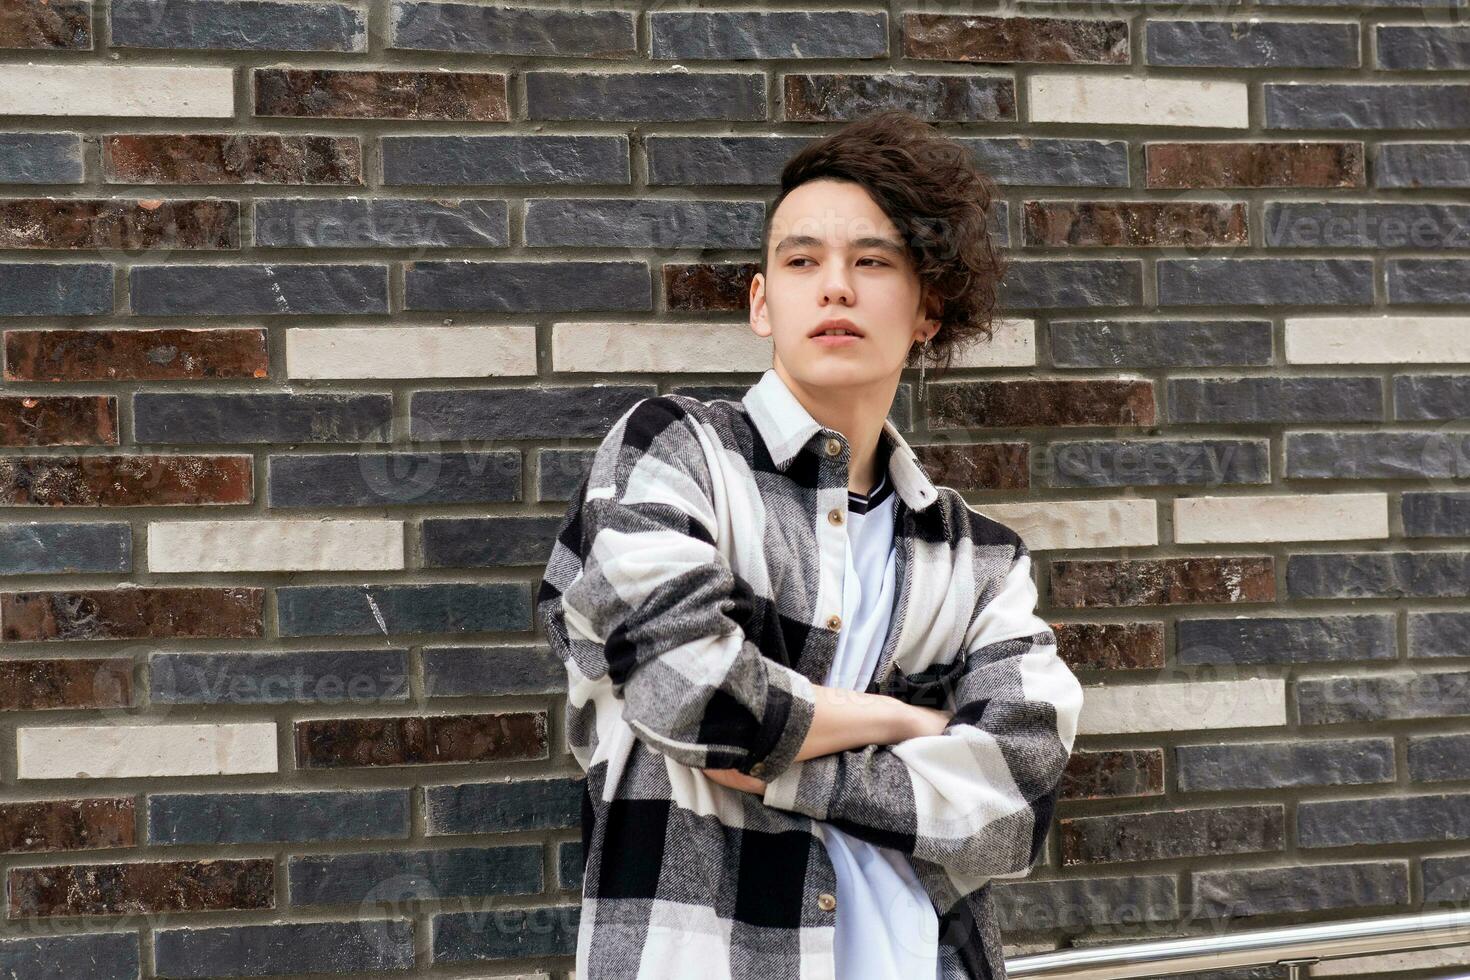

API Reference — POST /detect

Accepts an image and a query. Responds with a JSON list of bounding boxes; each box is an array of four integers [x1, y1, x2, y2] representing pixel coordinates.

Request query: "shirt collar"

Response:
[[741, 367, 940, 512]]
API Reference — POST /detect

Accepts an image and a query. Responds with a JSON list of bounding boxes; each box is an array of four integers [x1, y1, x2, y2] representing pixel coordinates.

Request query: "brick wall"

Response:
[[1, 1, 1469, 978]]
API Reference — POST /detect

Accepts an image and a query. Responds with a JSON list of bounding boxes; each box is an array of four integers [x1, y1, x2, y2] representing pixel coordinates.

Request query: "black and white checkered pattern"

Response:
[[537, 368, 1084, 980]]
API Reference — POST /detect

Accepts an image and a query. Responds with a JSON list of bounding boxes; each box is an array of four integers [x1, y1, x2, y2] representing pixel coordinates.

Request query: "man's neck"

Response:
[[773, 362, 897, 496]]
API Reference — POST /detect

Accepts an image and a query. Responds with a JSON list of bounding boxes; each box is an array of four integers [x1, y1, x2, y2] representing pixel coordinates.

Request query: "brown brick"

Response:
[[1062, 749, 1164, 802], [904, 13, 1128, 65], [784, 74, 1015, 122], [1050, 557, 1275, 609], [0, 657, 132, 710], [0, 0, 91, 49], [0, 199, 237, 250], [1023, 200, 1247, 248], [663, 262, 757, 312], [8, 858, 273, 917], [105, 134, 362, 185], [0, 798, 135, 855], [5, 328, 268, 382], [0, 454, 252, 506], [1054, 621, 1165, 670], [0, 587, 264, 642], [254, 68, 509, 120], [0, 396, 116, 447], [1146, 141, 1365, 189], [1061, 804, 1285, 865], [913, 441, 1029, 491], [295, 711, 548, 768], [927, 379, 1155, 429]]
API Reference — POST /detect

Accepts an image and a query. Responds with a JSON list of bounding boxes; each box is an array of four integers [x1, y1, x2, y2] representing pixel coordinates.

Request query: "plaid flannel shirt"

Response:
[[536, 368, 1084, 980]]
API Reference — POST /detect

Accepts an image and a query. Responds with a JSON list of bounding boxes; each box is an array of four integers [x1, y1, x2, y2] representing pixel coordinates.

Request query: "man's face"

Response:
[[750, 178, 937, 389]]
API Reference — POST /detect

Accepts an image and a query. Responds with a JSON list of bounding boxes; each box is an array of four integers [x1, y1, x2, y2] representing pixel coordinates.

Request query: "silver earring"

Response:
[[918, 338, 931, 391]]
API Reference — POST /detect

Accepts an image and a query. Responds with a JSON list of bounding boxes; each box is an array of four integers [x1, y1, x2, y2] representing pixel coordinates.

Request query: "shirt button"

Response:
[[824, 437, 842, 457], [749, 761, 767, 778], [817, 892, 837, 912], [827, 508, 843, 526], [826, 614, 842, 630]]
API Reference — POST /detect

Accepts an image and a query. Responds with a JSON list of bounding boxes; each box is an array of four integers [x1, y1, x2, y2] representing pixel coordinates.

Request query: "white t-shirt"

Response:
[[816, 461, 941, 980]]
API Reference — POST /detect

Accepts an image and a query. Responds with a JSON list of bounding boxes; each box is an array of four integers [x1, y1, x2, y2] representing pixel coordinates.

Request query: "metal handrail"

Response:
[[1005, 906, 1470, 979]]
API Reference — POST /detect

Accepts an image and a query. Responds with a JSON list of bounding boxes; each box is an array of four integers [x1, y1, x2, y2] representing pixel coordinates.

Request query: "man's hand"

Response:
[[702, 767, 768, 795]]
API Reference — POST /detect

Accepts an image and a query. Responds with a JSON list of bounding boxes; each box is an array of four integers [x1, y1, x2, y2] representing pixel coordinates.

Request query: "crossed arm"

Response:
[[541, 396, 1082, 882]]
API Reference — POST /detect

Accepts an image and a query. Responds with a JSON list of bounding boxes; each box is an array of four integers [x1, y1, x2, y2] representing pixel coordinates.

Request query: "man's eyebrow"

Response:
[[772, 234, 907, 257]]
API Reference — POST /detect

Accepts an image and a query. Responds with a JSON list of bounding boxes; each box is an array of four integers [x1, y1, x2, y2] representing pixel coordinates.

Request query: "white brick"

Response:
[[1028, 73, 1249, 128], [1078, 678, 1286, 735], [286, 325, 537, 379], [552, 321, 771, 373], [17, 722, 277, 779], [0, 66, 235, 117], [148, 519, 404, 572], [1174, 493, 1389, 543], [1286, 314, 1470, 363], [947, 318, 1038, 368], [968, 497, 1157, 550]]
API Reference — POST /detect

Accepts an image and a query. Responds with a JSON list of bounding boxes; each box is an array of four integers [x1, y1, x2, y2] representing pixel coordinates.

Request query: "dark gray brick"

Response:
[[391, 1, 635, 55], [1042, 439, 1270, 488], [1377, 142, 1470, 189], [1176, 737, 1395, 791], [1404, 491, 1470, 537], [423, 516, 562, 568], [382, 135, 630, 186], [1424, 854, 1470, 904], [254, 198, 508, 248], [423, 645, 565, 697], [650, 11, 886, 59], [1177, 614, 1396, 665], [0, 263, 112, 315], [289, 844, 543, 905], [538, 448, 596, 501], [269, 451, 523, 507], [0, 133, 84, 184], [558, 840, 583, 890], [426, 776, 584, 835], [786, 74, 1014, 123], [411, 384, 653, 441], [1168, 377, 1382, 424], [1157, 258, 1374, 306], [1148, 20, 1358, 68], [1409, 610, 1470, 659], [1266, 83, 1470, 129], [150, 648, 410, 704], [1299, 792, 1470, 848], [647, 136, 817, 186], [525, 198, 763, 249], [434, 903, 580, 963], [154, 920, 414, 977], [1409, 732, 1470, 782], [276, 582, 531, 637], [0, 522, 131, 574], [991, 874, 1180, 933], [1298, 670, 1470, 724], [0, 933, 139, 980], [1396, 375, 1470, 421], [133, 392, 392, 444], [1388, 258, 1470, 303], [1288, 551, 1470, 599], [526, 71, 765, 121], [1286, 430, 1470, 479], [149, 789, 412, 844], [1063, 805, 1285, 864], [1377, 25, 1470, 69], [966, 137, 1130, 187], [129, 264, 388, 316], [998, 259, 1143, 309], [1190, 861, 1408, 919], [110, 0, 366, 51], [404, 260, 650, 313], [1265, 202, 1470, 248], [1050, 319, 1273, 368]]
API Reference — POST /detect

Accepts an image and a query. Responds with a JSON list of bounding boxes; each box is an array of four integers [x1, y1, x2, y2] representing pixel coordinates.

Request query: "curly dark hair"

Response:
[[758, 109, 1007, 380]]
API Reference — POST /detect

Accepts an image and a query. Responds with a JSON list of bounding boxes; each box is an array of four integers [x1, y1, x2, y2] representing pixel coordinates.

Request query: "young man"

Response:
[[538, 110, 1084, 980]]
